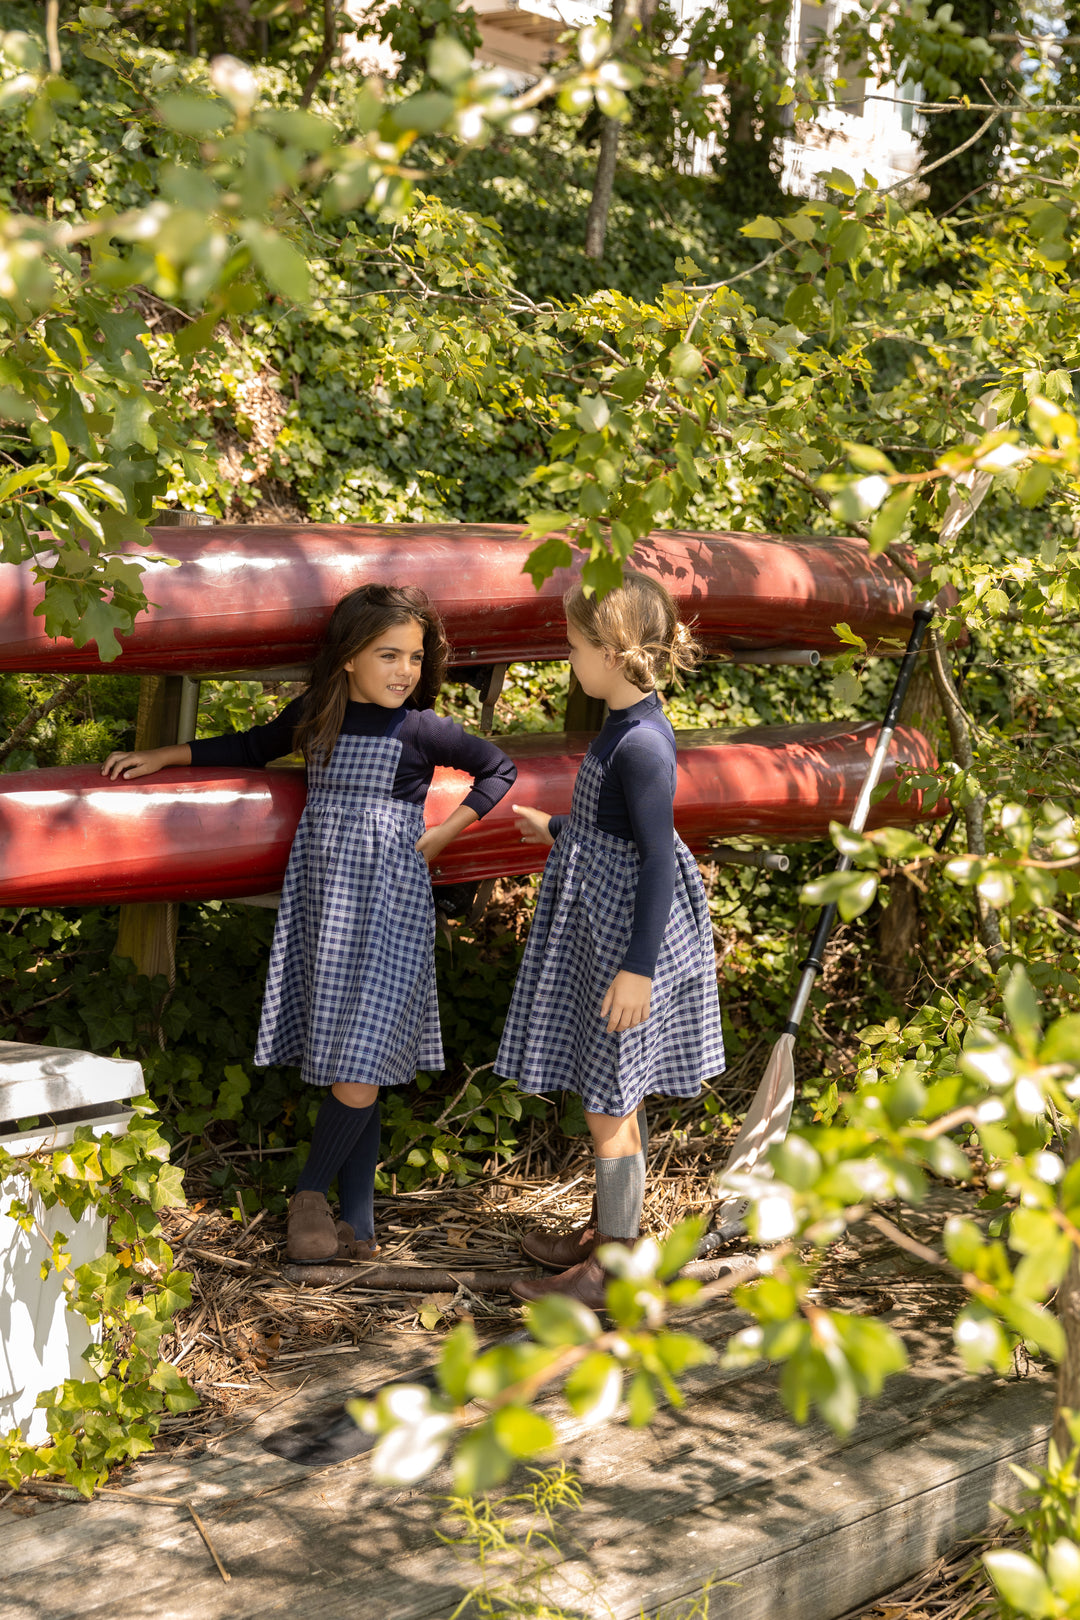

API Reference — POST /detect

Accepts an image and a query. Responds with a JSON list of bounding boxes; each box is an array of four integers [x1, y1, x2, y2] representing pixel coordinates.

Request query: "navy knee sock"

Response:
[[296, 1092, 379, 1199], [336, 1100, 382, 1241]]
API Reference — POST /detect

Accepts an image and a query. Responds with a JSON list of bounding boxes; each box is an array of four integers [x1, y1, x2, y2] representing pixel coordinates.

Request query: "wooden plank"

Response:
[[2, 1355, 1049, 1620], [542, 1377, 1053, 1620]]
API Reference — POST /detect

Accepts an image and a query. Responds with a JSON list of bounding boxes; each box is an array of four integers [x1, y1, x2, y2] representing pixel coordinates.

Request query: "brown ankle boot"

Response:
[[335, 1221, 381, 1263], [521, 1197, 598, 1271], [286, 1190, 338, 1263], [510, 1235, 632, 1312]]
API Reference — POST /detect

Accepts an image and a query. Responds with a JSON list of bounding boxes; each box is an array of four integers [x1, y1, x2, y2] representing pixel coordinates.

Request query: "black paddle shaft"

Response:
[[783, 605, 936, 1037]]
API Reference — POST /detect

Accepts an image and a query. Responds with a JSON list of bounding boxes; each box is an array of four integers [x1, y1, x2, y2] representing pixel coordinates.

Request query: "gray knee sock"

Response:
[[595, 1152, 645, 1241], [637, 1104, 649, 1163]]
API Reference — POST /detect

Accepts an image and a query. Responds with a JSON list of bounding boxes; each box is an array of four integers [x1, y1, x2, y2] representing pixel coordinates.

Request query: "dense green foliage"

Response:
[[4, 12, 1080, 1605]]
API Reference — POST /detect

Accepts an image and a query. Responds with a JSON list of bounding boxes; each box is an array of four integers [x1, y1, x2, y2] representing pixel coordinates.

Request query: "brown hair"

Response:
[[294, 584, 449, 763], [564, 572, 700, 692]]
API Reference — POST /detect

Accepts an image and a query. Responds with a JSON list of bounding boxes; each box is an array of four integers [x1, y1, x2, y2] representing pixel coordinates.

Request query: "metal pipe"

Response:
[[711, 844, 790, 872], [728, 648, 821, 667]]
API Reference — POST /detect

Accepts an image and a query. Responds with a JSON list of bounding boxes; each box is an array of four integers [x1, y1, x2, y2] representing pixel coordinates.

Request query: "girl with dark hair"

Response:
[[102, 584, 516, 1265]]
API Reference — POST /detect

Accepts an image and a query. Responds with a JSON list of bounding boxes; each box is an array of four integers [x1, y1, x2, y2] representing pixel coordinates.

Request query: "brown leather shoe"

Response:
[[521, 1197, 598, 1271], [286, 1190, 338, 1263], [510, 1235, 632, 1311], [335, 1221, 381, 1263]]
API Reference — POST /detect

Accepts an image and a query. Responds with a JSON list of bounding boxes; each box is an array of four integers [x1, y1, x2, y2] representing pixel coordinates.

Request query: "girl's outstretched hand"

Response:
[[601, 971, 652, 1034], [513, 804, 554, 847], [101, 746, 187, 781]]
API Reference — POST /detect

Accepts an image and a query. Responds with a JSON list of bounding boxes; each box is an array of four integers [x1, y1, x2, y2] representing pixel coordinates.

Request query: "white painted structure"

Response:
[[466, 0, 922, 194], [0, 1043, 144, 1443]]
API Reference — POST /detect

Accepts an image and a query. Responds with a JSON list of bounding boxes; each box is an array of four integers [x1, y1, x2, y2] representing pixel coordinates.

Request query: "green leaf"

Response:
[[869, 486, 917, 551], [784, 282, 818, 326], [783, 212, 818, 242], [526, 1293, 601, 1346], [391, 92, 456, 135], [576, 393, 610, 432], [524, 534, 574, 587], [943, 1216, 983, 1271], [1040, 1014, 1080, 1066], [526, 510, 570, 537], [565, 1352, 622, 1423], [740, 215, 783, 240], [156, 93, 232, 136], [1003, 964, 1041, 1057], [1017, 459, 1054, 508], [983, 1550, 1055, 1617], [242, 225, 311, 305], [800, 870, 879, 920], [108, 391, 157, 452], [831, 220, 869, 263], [0, 463, 48, 501], [627, 1368, 655, 1426], [453, 1419, 513, 1494], [79, 6, 116, 25], [52, 490, 104, 540], [667, 343, 703, 380], [492, 1404, 556, 1458], [609, 366, 647, 403], [658, 1216, 705, 1278], [436, 1321, 477, 1405], [257, 109, 335, 153], [428, 33, 474, 87], [845, 443, 895, 474]]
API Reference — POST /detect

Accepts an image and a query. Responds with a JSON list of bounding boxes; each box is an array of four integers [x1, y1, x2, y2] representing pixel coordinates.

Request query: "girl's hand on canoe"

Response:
[[101, 745, 189, 780], [513, 804, 554, 847], [601, 971, 652, 1034]]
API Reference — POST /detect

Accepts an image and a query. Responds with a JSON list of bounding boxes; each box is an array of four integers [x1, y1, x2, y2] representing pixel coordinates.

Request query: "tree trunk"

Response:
[[300, 0, 338, 109], [584, 114, 622, 261], [583, 0, 658, 261], [1054, 1124, 1080, 1461], [927, 627, 1004, 967]]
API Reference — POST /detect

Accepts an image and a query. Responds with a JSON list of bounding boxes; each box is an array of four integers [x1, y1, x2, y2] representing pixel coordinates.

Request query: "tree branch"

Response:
[[0, 676, 84, 766], [300, 0, 337, 110]]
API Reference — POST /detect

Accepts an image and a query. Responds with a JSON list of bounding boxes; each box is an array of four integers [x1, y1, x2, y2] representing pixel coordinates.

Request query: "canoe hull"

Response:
[[0, 724, 942, 906], [0, 525, 933, 674]]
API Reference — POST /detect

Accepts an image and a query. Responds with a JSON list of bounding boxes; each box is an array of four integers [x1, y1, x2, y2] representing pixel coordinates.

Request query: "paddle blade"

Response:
[[712, 1032, 796, 1237]]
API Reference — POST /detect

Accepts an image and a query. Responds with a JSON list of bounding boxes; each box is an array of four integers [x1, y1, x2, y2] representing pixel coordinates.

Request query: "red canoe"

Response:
[[0, 525, 935, 674], [0, 723, 942, 906]]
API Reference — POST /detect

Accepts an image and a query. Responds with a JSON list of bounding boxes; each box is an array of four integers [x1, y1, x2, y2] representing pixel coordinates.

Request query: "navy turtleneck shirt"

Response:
[[187, 696, 516, 820], [549, 689, 678, 978]]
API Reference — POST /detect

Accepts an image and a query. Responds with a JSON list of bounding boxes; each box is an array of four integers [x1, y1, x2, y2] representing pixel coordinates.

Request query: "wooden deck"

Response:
[[2, 1289, 1052, 1620]]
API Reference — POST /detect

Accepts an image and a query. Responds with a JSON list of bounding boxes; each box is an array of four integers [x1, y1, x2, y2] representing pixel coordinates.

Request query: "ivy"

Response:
[[0, 1098, 194, 1497]]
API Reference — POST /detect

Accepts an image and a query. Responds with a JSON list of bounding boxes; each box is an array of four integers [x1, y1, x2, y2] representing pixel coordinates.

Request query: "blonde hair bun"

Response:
[[564, 572, 701, 692]]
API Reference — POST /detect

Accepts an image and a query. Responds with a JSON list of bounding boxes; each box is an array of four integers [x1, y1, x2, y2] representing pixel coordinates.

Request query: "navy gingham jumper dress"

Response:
[[255, 733, 443, 1088], [496, 748, 725, 1115]]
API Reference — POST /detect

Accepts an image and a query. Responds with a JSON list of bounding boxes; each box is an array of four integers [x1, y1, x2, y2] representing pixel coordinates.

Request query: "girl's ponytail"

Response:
[[565, 573, 701, 692]]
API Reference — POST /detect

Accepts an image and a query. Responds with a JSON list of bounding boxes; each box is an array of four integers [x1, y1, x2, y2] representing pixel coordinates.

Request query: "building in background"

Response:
[[466, 0, 924, 194]]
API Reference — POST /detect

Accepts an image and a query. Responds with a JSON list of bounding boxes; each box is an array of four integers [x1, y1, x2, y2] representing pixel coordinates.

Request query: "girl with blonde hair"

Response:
[[497, 572, 724, 1307]]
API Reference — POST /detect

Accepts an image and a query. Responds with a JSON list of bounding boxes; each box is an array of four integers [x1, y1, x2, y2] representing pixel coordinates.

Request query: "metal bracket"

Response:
[[480, 663, 509, 734]]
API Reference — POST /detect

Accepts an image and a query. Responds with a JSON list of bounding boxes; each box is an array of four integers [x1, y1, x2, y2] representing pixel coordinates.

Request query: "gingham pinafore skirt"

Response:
[[496, 750, 725, 1115], [255, 733, 443, 1088]]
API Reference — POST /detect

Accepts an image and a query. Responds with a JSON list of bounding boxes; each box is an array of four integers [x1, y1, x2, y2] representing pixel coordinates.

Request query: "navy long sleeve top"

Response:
[[549, 690, 679, 978], [188, 696, 516, 820]]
